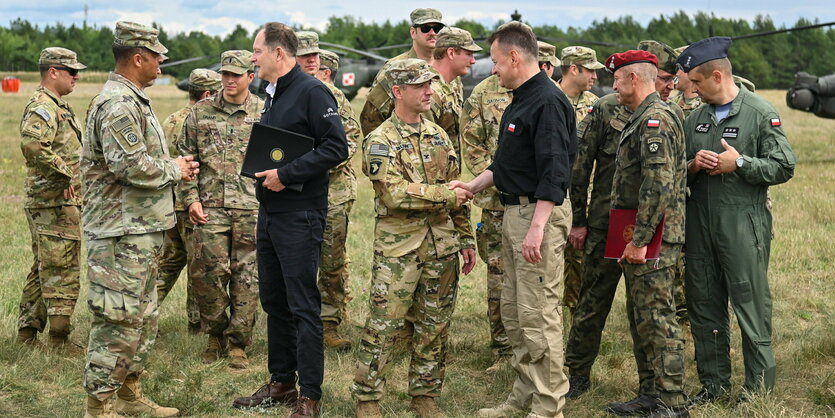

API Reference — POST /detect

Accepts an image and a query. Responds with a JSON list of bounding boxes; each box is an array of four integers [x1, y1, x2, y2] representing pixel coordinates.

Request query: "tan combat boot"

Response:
[[228, 345, 249, 369], [477, 402, 524, 418], [201, 335, 224, 364], [323, 322, 351, 351], [410, 396, 445, 418], [48, 315, 85, 355], [85, 395, 125, 418], [355, 400, 382, 418], [114, 375, 179, 417], [16, 326, 41, 347]]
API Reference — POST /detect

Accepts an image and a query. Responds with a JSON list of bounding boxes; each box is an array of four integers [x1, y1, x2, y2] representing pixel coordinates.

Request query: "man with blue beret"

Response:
[[676, 37, 796, 407]]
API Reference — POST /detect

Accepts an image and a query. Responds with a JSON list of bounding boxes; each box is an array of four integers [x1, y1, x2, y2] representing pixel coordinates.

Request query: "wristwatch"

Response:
[[736, 155, 745, 168]]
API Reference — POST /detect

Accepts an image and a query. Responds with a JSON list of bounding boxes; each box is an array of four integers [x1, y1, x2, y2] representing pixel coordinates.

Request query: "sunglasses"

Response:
[[53, 66, 79, 77], [416, 24, 444, 34]]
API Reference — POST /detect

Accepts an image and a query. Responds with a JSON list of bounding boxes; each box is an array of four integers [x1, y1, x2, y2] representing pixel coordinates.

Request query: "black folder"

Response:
[[241, 123, 314, 192]]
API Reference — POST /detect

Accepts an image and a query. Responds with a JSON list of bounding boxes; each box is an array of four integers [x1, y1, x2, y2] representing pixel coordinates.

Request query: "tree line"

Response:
[[1, 11, 833, 89]]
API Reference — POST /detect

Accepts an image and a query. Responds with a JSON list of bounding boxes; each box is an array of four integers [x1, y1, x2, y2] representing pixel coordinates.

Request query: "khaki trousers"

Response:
[[500, 199, 571, 418]]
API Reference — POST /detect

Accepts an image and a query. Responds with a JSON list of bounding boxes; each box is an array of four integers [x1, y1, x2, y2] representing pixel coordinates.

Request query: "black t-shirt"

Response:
[[489, 70, 576, 204]]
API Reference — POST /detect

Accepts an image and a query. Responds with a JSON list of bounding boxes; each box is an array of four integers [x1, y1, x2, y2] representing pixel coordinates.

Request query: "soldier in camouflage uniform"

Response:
[[82, 21, 198, 418], [557, 46, 604, 316], [460, 74, 513, 363], [295, 31, 322, 76], [158, 68, 221, 335], [177, 50, 264, 369], [360, 8, 448, 135], [314, 49, 361, 351], [352, 59, 476, 418], [536, 41, 561, 79], [17, 47, 86, 351], [604, 51, 688, 417]]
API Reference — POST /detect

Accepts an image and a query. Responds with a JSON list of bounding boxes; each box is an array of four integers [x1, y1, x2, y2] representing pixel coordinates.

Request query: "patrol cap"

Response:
[[637, 40, 678, 74], [604, 50, 659, 74], [296, 31, 321, 56], [410, 8, 443, 26], [319, 50, 340, 71], [386, 58, 439, 86], [189, 68, 222, 90], [113, 21, 168, 55], [537, 41, 560, 66], [675, 36, 731, 73], [39, 47, 86, 70], [561, 46, 604, 70], [435, 27, 482, 52], [219, 50, 254, 75]]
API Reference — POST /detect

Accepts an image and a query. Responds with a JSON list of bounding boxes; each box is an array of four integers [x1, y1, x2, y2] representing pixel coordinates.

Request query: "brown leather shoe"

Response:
[[232, 381, 298, 410], [289, 396, 320, 417]]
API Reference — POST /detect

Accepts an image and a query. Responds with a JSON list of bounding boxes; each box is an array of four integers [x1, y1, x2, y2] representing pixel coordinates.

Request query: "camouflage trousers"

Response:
[[673, 249, 688, 325], [564, 227, 624, 377], [562, 244, 585, 312], [500, 200, 571, 417], [319, 201, 354, 325], [18, 206, 81, 331], [83, 232, 163, 399], [352, 238, 460, 401], [156, 211, 199, 328], [476, 208, 511, 356], [190, 207, 259, 348], [622, 243, 686, 407]]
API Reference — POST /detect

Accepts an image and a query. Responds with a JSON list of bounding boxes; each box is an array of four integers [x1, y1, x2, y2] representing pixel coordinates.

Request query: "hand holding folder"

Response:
[[241, 123, 314, 192], [604, 209, 664, 262]]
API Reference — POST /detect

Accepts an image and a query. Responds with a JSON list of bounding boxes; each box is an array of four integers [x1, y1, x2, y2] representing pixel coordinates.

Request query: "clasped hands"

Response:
[[690, 139, 739, 175]]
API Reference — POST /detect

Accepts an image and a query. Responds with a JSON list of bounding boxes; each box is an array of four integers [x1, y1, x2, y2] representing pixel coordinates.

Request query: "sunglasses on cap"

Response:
[[415, 23, 444, 34], [53, 66, 79, 77]]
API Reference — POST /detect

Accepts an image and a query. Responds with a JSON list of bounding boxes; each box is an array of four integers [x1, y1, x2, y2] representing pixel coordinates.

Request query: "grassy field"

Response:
[[0, 79, 832, 417]]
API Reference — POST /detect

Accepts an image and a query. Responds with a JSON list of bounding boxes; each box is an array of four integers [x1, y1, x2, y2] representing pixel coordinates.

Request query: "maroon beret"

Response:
[[604, 50, 659, 74]]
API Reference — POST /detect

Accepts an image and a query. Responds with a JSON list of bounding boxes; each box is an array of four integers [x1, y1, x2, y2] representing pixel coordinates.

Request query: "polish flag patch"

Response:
[[587, 106, 594, 113], [647, 119, 660, 128], [508, 123, 516, 133], [771, 118, 781, 127]]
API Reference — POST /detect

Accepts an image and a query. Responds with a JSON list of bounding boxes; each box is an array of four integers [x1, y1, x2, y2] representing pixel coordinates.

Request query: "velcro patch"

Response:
[[648, 143, 660, 153], [722, 127, 739, 139], [771, 118, 781, 127], [394, 143, 413, 151], [507, 123, 516, 133], [33, 107, 52, 122], [368, 143, 390, 156], [587, 106, 594, 113], [695, 123, 711, 133], [367, 156, 388, 180], [647, 119, 660, 128]]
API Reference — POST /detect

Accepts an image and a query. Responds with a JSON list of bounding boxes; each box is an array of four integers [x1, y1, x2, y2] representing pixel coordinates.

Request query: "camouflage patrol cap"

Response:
[[220, 50, 254, 75], [296, 31, 321, 56], [637, 40, 678, 74], [561, 46, 604, 70], [113, 21, 168, 55], [319, 50, 340, 71], [410, 8, 443, 26], [386, 58, 439, 87], [189, 68, 221, 90], [435, 27, 482, 52], [39, 47, 86, 70], [674, 46, 688, 55], [537, 41, 560, 66]]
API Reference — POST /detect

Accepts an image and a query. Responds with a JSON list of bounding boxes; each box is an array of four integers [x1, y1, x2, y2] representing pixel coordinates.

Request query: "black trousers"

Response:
[[256, 208, 326, 400]]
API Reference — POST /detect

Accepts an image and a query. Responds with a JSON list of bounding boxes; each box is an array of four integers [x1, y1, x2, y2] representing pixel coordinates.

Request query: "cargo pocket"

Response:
[[730, 280, 753, 304], [660, 346, 684, 392], [518, 275, 548, 362], [87, 283, 141, 326]]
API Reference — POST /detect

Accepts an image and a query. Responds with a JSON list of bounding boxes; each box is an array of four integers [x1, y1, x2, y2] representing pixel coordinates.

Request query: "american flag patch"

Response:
[[771, 118, 781, 127], [647, 119, 660, 128], [508, 123, 516, 133]]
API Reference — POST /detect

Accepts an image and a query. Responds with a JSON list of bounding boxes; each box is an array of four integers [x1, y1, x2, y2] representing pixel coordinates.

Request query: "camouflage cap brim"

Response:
[[146, 41, 168, 55], [579, 60, 604, 70], [406, 71, 439, 85], [219, 64, 247, 75], [460, 43, 482, 52], [296, 46, 321, 56]]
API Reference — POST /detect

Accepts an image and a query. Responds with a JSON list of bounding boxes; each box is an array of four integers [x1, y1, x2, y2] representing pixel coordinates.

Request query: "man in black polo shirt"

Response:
[[232, 22, 348, 418], [451, 21, 576, 418]]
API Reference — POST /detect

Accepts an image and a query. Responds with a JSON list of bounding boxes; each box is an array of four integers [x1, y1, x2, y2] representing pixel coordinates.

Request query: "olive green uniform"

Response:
[[684, 86, 795, 396], [18, 86, 83, 334], [612, 92, 687, 407], [460, 74, 512, 356]]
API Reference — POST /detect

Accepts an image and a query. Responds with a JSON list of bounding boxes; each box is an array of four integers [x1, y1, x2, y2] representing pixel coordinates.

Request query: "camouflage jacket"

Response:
[[672, 92, 702, 118], [177, 91, 264, 211], [362, 113, 475, 258], [571, 93, 631, 231], [460, 75, 511, 211], [611, 92, 686, 247], [19, 86, 82, 208], [323, 82, 359, 206], [431, 72, 464, 158], [360, 48, 420, 135], [556, 83, 598, 126], [82, 72, 181, 240], [162, 103, 192, 211]]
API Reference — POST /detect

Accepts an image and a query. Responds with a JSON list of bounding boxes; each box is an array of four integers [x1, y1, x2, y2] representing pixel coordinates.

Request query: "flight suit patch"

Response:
[[722, 127, 739, 139], [695, 123, 711, 133]]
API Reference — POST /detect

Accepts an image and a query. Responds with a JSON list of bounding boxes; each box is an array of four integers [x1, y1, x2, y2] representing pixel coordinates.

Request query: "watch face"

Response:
[[736, 156, 744, 167]]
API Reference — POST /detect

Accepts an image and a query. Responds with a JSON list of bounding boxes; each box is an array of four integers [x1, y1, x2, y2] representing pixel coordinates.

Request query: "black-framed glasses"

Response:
[[416, 23, 444, 34], [53, 66, 79, 77]]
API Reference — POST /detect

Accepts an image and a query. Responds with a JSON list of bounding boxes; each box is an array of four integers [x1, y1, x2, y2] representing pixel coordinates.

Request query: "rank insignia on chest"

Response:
[[695, 123, 711, 133], [722, 127, 739, 139], [646, 119, 660, 128], [771, 118, 781, 127], [507, 123, 516, 133]]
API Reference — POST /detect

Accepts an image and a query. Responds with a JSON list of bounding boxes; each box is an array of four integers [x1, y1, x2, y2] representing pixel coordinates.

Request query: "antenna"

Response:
[[84, 4, 88, 28]]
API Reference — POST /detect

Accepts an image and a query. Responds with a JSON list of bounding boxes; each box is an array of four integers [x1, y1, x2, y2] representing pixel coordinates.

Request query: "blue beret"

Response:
[[676, 36, 731, 73]]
